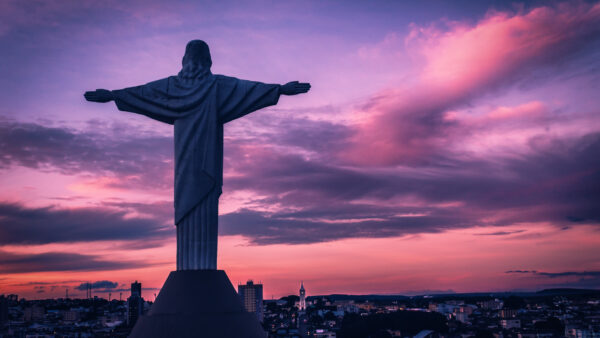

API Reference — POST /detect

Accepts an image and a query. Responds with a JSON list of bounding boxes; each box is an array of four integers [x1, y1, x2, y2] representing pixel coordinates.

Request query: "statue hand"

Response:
[[84, 89, 114, 103], [280, 81, 311, 96]]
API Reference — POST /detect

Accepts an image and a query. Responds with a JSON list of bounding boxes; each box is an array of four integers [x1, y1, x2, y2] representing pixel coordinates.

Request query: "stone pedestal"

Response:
[[129, 270, 266, 338]]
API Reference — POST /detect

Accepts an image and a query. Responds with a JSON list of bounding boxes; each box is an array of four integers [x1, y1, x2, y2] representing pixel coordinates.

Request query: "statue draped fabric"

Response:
[[111, 68, 280, 269]]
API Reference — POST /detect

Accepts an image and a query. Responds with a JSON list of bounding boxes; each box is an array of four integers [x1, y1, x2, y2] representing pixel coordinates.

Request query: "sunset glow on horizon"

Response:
[[1, 0, 599, 300]]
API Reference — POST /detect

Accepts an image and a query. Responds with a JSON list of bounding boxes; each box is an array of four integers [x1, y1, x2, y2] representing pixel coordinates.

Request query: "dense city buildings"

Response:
[[239, 280, 264, 322], [0, 296, 133, 337], [1, 287, 599, 337], [261, 289, 600, 337]]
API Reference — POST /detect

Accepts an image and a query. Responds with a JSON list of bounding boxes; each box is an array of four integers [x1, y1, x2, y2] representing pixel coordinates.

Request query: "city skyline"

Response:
[[1, 0, 600, 299]]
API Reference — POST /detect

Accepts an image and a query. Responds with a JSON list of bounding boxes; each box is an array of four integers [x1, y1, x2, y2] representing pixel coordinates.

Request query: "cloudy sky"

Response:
[[1, 0, 599, 299]]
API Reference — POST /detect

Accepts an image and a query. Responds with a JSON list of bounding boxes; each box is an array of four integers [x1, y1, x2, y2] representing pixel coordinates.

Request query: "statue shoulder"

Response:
[[146, 77, 172, 91], [214, 74, 240, 84]]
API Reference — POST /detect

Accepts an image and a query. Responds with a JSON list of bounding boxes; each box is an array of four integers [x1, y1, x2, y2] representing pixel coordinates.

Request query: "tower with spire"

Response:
[[299, 281, 306, 311]]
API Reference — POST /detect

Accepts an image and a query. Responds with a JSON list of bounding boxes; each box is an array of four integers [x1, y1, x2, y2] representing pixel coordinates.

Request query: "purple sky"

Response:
[[1, 0, 599, 299]]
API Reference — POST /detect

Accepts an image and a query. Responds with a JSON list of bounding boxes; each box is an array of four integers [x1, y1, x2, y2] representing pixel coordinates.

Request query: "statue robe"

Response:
[[111, 70, 280, 224], [111, 69, 280, 269]]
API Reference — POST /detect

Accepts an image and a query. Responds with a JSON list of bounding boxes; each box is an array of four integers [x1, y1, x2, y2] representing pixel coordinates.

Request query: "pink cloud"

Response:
[[415, 2, 600, 92], [484, 101, 546, 121], [343, 2, 600, 166]]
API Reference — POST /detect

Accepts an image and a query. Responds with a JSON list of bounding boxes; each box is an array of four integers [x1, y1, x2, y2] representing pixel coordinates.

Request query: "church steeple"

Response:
[[299, 281, 306, 311]]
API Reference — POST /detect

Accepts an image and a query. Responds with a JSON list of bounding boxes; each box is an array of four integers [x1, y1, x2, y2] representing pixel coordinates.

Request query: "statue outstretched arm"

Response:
[[84, 79, 177, 125], [216, 76, 310, 124]]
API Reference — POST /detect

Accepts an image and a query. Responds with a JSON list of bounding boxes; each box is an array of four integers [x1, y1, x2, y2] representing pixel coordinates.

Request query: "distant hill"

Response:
[[307, 288, 600, 302], [308, 294, 410, 302], [536, 288, 600, 296]]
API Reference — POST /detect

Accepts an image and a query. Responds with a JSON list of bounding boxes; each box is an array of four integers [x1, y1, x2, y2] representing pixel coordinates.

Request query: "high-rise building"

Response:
[[131, 281, 142, 297], [299, 281, 306, 311], [127, 281, 144, 326], [0, 295, 8, 325], [238, 280, 263, 322]]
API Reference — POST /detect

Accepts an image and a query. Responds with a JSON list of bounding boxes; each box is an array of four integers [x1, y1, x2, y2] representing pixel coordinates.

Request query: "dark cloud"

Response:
[[219, 132, 600, 244], [536, 271, 600, 279], [88, 287, 161, 294], [226, 112, 353, 158], [75, 280, 118, 290], [11, 280, 84, 286], [100, 200, 173, 225], [0, 250, 159, 273], [221, 207, 471, 245], [224, 131, 600, 216], [225, 143, 389, 201], [2, 119, 597, 246], [505, 270, 600, 289], [505, 270, 538, 274], [506, 270, 600, 278], [0, 118, 173, 190], [475, 230, 526, 236], [0, 202, 172, 245]]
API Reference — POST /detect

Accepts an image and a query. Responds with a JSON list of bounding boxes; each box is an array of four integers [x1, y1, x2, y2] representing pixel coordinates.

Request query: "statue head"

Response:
[[182, 40, 212, 69]]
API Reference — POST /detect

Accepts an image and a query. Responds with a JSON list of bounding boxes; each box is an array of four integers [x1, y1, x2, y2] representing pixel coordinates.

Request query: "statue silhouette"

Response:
[[85, 40, 310, 270]]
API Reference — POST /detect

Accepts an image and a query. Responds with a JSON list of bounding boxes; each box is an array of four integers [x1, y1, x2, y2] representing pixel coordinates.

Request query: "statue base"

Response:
[[129, 270, 266, 338]]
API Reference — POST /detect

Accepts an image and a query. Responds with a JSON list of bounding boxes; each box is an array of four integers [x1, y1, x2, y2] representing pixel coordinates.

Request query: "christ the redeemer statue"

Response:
[[85, 40, 310, 270]]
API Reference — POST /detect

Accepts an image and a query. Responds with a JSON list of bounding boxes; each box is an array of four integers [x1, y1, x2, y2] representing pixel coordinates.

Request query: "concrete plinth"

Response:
[[129, 270, 266, 338]]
